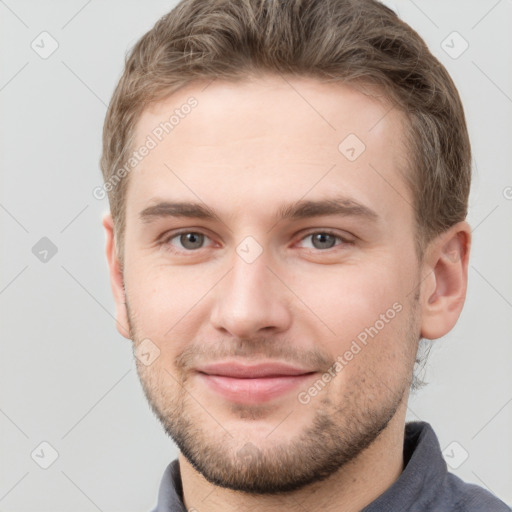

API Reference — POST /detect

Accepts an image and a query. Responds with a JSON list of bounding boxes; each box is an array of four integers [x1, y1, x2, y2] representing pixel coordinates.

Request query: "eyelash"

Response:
[[159, 229, 353, 253], [299, 231, 354, 250]]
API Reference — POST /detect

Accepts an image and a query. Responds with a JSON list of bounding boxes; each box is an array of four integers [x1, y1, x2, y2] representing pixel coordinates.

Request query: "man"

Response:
[[100, 0, 510, 510]]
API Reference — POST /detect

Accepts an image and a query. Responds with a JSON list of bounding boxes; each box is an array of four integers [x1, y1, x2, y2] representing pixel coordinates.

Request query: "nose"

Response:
[[209, 249, 292, 339]]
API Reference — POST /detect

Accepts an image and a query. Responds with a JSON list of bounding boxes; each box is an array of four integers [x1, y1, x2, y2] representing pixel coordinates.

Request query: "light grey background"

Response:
[[0, 0, 511, 510]]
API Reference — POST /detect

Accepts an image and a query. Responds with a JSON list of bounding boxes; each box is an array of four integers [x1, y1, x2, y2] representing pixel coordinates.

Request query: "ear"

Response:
[[103, 213, 131, 339], [420, 221, 471, 340]]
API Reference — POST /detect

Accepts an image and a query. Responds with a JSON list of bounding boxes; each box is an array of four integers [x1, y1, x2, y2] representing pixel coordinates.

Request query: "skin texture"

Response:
[[104, 74, 471, 512]]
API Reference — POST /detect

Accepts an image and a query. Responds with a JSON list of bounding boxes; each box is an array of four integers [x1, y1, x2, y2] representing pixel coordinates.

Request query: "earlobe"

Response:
[[420, 222, 471, 340], [102, 213, 131, 339]]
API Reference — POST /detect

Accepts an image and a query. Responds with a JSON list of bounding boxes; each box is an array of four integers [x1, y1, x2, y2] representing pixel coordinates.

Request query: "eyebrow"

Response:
[[140, 202, 219, 222], [139, 196, 379, 224], [277, 197, 379, 222]]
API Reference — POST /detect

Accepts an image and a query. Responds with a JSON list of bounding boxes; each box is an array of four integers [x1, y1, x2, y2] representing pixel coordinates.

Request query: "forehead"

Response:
[[128, 75, 413, 227]]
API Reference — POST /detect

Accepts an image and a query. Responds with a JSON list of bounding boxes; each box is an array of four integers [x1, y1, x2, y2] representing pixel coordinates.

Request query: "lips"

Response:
[[197, 361, 314, 378], [195, 361, 317, 404]]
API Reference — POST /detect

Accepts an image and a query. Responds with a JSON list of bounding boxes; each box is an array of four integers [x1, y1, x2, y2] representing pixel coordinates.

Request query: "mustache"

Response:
[[126, 301, 333, 372], [174, 337, 333, 373]]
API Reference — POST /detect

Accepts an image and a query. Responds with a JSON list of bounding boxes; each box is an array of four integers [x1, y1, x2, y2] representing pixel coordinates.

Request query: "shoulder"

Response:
[[398, 422, 510, 512], [434, 472, 511, 512]]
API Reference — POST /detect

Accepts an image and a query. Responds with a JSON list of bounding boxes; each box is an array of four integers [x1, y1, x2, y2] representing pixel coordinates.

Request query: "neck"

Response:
[[179, 404, 407, 512]]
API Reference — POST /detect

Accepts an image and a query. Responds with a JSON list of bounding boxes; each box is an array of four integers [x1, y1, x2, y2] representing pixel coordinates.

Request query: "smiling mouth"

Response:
[[195, 361, 318, 403]]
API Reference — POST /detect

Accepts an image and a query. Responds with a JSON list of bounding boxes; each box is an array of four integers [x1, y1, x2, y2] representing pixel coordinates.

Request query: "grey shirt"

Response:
[[150, 421, 510, 511]]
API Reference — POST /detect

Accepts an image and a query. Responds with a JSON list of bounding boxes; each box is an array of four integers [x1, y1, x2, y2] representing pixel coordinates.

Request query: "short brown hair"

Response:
[[100, 0, 471, 259]]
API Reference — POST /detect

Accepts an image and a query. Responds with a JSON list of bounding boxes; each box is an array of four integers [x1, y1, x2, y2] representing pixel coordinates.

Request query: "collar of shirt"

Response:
[[150, 421, 510, 512]]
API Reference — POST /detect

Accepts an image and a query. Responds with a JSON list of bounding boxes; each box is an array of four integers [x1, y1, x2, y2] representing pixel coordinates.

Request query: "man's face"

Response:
[[117, 75, 424, 493]]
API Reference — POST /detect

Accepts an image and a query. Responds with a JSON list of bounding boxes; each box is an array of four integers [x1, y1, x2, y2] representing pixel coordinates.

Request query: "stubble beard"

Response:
[[127, 298, 419, 495]]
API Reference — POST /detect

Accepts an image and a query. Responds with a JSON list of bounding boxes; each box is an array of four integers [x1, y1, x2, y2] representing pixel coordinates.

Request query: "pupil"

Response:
[[181, 233, 203, 249], [313, 233, 335, 249]]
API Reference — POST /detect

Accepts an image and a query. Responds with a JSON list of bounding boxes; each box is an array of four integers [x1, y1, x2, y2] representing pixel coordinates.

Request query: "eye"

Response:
[[165, 231, 211, 251], [298, 231, 349, 250]]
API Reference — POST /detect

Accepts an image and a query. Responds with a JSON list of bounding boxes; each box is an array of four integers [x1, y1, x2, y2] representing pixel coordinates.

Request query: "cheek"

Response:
[[324, 303, 415, 400], [290, 261, 417, 382], [124, 260, 221, 340], [127, 269, 202, 383], [290, 262, 407, 335]]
